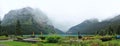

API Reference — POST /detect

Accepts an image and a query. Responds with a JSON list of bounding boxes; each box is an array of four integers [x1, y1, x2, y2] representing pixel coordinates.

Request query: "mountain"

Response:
[[1, 7, 63, 35], [68, 15, 120, 34], [68, 18, 100, 34], [54, 28, 64, 34]]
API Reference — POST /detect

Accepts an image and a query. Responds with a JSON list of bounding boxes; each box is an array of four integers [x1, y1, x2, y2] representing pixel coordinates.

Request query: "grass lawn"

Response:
[[0, 39, 120, 46], [43, 43, 59, 46], [0, 41, 37, 46], [0, 41, 59, 46]]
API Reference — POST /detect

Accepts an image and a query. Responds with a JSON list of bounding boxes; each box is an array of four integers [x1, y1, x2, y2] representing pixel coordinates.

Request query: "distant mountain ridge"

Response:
[[68, 15, 120, 34]]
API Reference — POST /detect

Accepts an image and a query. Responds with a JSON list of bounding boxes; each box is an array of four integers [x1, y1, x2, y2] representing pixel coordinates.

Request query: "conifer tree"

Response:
[[15, 20, 23, 36]]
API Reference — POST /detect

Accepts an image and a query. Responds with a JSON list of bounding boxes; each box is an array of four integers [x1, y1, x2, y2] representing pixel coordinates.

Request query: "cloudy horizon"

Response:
[[0, 0, 120, 32]]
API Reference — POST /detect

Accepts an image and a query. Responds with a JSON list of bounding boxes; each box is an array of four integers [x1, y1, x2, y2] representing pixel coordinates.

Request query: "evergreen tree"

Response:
[[116, 25, 120, 34], [108, 26, 115, 35], [0, 19, 1, 35], [15, 20, 23, 36]]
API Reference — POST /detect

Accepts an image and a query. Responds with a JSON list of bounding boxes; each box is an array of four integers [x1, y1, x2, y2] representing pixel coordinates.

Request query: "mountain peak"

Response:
[[82, 18, 99, 24], [1, 7, 64, 34]]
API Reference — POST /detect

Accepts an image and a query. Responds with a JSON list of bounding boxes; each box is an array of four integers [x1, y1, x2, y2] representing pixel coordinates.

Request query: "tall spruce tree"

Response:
[[15, 20, 23, 36], [0, 19, 1, 35]]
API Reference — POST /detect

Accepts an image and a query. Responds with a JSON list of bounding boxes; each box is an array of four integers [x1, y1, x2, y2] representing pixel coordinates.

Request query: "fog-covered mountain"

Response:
[[1, 7, 63, 35], [68, 18, 101, 34], [68, 15, 120, 34]]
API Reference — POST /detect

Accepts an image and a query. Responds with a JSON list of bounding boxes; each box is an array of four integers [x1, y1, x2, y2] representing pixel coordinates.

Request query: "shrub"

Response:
[[0, 36, 8, 40], [100, 36, 112, 42], [46, 35, 61, 43], [94, 35, 102, 39], [16, 36, 24, 40], [39, 36, 46, 40], [81, 39, 102, 46]]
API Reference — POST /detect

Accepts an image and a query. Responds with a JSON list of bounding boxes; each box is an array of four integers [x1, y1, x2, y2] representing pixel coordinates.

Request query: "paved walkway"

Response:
[[23, 38, 38, 41], [0, 39, 13, 42], [0, 44, 6, 46]]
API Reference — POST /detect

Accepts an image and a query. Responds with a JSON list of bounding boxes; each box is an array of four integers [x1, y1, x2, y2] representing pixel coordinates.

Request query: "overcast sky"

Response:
[[0, 0, 120, 32]]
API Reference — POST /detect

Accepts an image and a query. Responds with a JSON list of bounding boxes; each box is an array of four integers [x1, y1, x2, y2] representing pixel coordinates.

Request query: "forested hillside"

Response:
[[68, 15, 120, 35], [0, 7, 63, 35]]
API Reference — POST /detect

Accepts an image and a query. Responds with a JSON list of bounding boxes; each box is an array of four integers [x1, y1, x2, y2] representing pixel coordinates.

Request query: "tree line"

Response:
[[0, 20, 23, 36]]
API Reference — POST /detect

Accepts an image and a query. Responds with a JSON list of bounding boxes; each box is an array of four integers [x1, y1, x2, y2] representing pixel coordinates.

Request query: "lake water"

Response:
[[23, 34, 94, 37]]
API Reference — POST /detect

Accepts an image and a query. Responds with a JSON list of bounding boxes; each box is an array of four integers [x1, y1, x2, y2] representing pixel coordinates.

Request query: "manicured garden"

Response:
[[0, 39, 120, 46], [0, 35, 120, 46]]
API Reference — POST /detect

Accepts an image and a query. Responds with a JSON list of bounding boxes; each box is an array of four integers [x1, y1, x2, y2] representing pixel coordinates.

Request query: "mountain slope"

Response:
[[67, 16, 120, 34], [1, 7, 63, 35]]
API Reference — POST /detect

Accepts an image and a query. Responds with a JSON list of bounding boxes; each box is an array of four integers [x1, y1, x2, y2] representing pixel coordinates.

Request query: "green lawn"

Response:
[[43, 43, 59, 46], [0, 36, 120, 46], [0, 41, 37, 46], [0, 41, 59, 46], [0, 39, 120, 46]]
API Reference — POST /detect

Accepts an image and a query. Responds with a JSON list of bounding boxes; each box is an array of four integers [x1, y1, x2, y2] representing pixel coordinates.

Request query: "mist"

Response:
[[1, 0, 120, 32]]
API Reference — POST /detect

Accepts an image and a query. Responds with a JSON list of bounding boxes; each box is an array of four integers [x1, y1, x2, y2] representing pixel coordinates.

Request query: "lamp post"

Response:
[[40, 32, 43, 36], [32, 32, 34, 36], [31, 32, 35, 38]]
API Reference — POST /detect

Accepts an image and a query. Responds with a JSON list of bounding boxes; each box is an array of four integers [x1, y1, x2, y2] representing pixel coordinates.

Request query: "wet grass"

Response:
[[0, 39, 120, 46], [0, 41, 37, 46], [0, 35, 120, 46]]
